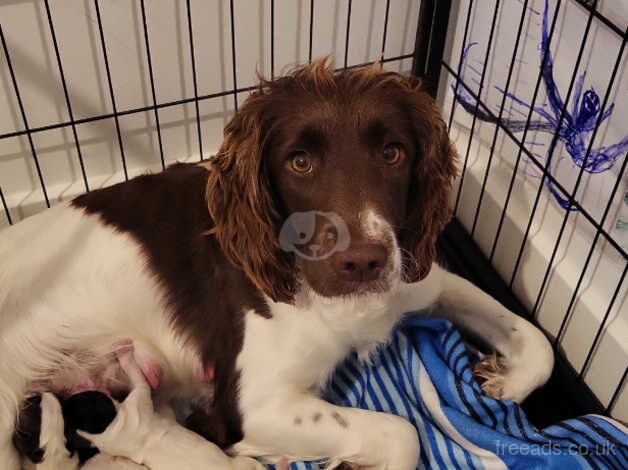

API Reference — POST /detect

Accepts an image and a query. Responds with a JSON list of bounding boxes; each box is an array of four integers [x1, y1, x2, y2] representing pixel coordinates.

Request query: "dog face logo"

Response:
[[279, 211, 350, 260]]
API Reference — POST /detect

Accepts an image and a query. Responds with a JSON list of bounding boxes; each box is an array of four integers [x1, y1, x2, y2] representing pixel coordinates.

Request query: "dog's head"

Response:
[[207, 59, 457, 303]]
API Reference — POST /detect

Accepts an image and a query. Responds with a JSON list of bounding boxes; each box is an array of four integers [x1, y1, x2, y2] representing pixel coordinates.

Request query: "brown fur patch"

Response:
[[72, 163, 270, 448]]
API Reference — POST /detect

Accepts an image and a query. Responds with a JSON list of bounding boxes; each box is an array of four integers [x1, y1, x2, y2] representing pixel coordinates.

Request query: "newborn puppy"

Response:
[[63, 391, 118, 463], [77, 349, 264, 469], [13, 389, 134, 468], [14, 339, 159, 468], [15, 347, 263, 470]]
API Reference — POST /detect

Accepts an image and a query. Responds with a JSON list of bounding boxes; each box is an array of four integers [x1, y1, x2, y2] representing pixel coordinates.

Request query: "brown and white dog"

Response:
[[0, 60, 553, 469]]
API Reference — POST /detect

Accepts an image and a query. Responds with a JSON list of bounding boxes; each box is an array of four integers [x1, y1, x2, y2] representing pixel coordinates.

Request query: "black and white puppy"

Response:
[[14, 391, 112, 469], [14, 348, 262, 469], [0, 60, 553, 469]]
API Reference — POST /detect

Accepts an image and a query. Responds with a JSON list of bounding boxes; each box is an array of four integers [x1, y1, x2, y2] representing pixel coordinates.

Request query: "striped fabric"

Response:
[[278, 316, 628, 470]]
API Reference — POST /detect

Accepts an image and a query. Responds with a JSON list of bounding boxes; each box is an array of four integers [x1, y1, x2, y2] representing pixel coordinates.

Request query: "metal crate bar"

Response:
[[0, 53, 413, 146], [43, 0, 90, 192], [308, 0, 314, 63], [94, 0, 128, 180], [413, 0, 453, 98], [0, 25, 50, 207], [608, 367, 627, 415], [229, 0, 238, 112], [140, 0, 166, 169], [380, 0, 391, 67], [432, 0, 628, 420], [470, 0, 532, 238], [555, 152, 628, 346], [580, 262, 627, 378], [487, 0, 563, 263], [0, 186, 11, 225], [453, 0, 502, 215], [508, 0, 601, 291], [573, 0, 626, 38], [186, 0, 203, 161], [0, 85, 255, 142], [531, 29, 626, 320], [271, 0, 275, 79], [445, 0, 474, 124], [440, 63, 628, 262], [343, 0, 352, 69]]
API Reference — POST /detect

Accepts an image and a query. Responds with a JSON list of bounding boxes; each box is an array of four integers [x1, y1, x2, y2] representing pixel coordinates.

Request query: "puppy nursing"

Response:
[[15, 344, 262, 469], [0, 60, 554, 469]]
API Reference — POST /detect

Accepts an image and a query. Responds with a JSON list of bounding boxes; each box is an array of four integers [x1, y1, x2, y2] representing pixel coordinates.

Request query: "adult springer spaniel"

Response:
[[0, 59, 553, 469]]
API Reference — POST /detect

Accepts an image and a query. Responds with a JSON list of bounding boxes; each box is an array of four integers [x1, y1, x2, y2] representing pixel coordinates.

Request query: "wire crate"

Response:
[[0, 0, 625, 423]]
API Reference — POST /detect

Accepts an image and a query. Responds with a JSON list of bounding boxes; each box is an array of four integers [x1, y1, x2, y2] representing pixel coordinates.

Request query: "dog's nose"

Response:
[[332, 243, 387, 282]]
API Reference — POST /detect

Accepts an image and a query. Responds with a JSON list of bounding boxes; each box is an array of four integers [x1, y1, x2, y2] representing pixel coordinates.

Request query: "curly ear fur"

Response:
[[205, 90, 297, 303], [398, 79, 458, 282]]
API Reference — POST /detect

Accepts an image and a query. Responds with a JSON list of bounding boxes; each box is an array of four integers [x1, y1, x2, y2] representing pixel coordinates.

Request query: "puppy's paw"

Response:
[[38, 393, 80, 469]]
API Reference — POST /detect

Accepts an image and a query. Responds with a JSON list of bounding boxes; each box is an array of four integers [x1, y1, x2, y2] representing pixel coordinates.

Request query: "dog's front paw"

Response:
[[474, 350, 552, 403], [474, 353, 507, 399]]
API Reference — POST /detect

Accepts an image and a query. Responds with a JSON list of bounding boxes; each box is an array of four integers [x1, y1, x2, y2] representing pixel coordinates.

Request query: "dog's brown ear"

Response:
[[399, 80, 458, 282], [205, 89, 297, 303]]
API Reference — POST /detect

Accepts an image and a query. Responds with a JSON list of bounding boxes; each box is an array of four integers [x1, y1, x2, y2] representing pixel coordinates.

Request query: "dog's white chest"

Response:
[[236, 290, 407, 413]]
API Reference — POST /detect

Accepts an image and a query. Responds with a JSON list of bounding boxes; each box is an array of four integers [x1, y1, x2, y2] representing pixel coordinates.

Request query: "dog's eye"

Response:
[[382, 144, 403, 165], [290, 153, 313, 174]]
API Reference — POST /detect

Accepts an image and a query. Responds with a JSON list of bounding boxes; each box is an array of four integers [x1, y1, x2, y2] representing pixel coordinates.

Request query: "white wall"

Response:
[[0, 0, 418, 222], [441, 0, 627, 419]]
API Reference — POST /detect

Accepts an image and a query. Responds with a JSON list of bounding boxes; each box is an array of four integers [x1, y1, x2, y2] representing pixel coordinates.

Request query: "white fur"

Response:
[[82, 453, 148, 469], [232, 212, 553, 468], [0, 203, 554, 469]]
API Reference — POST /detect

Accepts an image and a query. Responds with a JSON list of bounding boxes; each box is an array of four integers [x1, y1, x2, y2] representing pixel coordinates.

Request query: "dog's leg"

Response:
[[0, 389, 22, 470], [399, 264, 554, 402], [232, 391, 419, 470]]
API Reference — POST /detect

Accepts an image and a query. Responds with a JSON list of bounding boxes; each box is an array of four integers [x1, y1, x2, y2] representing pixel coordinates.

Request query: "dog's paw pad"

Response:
[[474, 353, 507, 399]]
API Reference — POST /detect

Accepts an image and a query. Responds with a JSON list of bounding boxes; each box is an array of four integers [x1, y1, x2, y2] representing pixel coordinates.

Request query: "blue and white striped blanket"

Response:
[[281, 316, 628, 470]]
